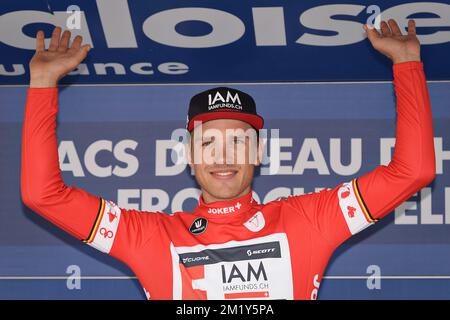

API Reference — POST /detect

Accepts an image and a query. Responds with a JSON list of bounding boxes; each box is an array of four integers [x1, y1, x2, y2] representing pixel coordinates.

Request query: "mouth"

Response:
[[209, 169, 238, 180]]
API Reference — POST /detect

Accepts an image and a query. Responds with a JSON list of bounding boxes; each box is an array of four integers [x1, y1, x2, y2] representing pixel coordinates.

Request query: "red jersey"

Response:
[[21, 61, 436, 300]]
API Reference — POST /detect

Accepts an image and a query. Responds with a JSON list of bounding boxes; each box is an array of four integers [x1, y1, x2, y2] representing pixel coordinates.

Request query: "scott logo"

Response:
[[189, 217, 208, 235], [247, 248, 276, 257]]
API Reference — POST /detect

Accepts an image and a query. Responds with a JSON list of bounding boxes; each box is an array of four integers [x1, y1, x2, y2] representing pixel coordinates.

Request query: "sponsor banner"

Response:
[[1, 0, 450, 84]]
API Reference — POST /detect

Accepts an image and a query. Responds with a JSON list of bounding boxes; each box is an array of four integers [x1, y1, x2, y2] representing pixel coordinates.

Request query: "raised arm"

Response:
[[21, 27, 157, 259], [357, 19, 436, 220], [283, 19, 436, 247], [343, 60, 436, 233], [21, 27, 95, 240]]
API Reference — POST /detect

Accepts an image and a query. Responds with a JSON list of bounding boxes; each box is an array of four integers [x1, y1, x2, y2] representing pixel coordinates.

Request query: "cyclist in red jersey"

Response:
[[21, 19, 436, 300]]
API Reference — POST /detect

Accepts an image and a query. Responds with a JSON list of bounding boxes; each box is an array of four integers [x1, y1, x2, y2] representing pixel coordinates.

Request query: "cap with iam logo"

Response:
[[186, 87, 264, 132]]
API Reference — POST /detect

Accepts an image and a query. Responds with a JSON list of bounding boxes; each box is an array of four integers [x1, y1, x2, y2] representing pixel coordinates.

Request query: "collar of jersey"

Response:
[[194, 190, 255, 220]]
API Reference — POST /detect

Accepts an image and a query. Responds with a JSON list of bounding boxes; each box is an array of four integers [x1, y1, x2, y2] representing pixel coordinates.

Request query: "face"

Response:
[[188, 119, 261, 203]]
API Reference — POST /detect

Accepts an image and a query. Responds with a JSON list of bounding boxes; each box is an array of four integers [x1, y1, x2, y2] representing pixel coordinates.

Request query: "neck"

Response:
[[201, 186, 252, 204], [196, 187, 254, 219]]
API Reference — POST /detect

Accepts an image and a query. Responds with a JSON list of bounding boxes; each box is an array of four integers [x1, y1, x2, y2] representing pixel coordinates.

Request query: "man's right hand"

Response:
[[29, 26, 91, 88]]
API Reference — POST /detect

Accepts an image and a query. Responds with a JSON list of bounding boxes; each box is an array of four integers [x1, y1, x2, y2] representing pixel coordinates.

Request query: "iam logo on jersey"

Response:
[[170, 233, 294, 300], [244, 211, 265, 232]]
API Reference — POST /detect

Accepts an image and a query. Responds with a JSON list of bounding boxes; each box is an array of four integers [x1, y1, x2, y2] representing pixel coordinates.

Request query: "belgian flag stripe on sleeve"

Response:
[[83, 198, 105, 243], [353, 179, 378, 223]]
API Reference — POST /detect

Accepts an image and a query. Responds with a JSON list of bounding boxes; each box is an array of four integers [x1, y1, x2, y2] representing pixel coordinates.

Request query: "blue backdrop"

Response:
[[0, 81, 449, 299], [0, 0, 450, 299]]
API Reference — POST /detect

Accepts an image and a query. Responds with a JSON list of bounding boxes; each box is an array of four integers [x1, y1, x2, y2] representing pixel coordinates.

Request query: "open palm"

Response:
[[30, 27, 91, 87], [364, 19, 420, 64]]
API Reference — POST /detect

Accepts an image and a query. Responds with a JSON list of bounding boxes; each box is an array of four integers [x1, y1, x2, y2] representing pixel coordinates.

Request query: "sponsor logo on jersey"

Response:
[[170, 233, 293, 299], [107, 210, 118, 222], [338, 179, 376, 235], [182, 255, 210, 264], [220, 262, 270, 299], [310, 274, 321, 300], [143, 287, 151, 300], [246, 247, 276, 257], [347, 205, 356, 218], [207, 202, 241, 215], [189, 217, 208, 235], [244, 211, 265, 232], [340, 188, 350, 199], [86, 199, 121, 254], [99, 227, 114, 238]]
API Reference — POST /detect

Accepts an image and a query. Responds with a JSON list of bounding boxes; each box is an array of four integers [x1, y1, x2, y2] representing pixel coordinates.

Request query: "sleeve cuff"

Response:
[[393, 60, 423, 73], [27, 87, 58, 94]]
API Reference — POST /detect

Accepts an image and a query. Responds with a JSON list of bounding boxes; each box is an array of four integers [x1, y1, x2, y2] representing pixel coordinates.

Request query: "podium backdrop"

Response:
[[1, 0, 450, 299]]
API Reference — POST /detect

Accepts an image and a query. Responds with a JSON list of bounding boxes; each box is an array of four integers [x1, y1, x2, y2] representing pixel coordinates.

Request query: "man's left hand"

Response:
[[364, 19, 420, 64]]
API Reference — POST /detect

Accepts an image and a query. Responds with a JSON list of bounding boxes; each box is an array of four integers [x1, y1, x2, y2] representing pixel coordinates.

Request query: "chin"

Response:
[[195, 169, 253, 201], [209, 187, 240, 200]]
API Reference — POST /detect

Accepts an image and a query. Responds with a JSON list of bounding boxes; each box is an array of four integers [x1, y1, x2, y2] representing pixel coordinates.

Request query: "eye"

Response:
[[233, 136, 245, 144], [202, 139, 213, 147]]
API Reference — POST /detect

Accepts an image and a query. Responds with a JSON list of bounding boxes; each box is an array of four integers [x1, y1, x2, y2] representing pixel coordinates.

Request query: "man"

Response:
[[21, 19, 435, 300]]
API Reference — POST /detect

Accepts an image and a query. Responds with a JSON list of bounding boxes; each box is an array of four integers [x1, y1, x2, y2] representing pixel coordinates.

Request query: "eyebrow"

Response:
[[193, 130, 254, 142], [195, 135, 215, 142]]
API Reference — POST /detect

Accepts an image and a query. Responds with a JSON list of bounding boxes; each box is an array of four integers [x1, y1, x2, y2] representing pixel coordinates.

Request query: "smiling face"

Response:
[[188, 119, 261, 203]]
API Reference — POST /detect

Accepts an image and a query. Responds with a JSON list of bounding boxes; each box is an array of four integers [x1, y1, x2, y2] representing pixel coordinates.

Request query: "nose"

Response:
[[213, 137, 235, 165]]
